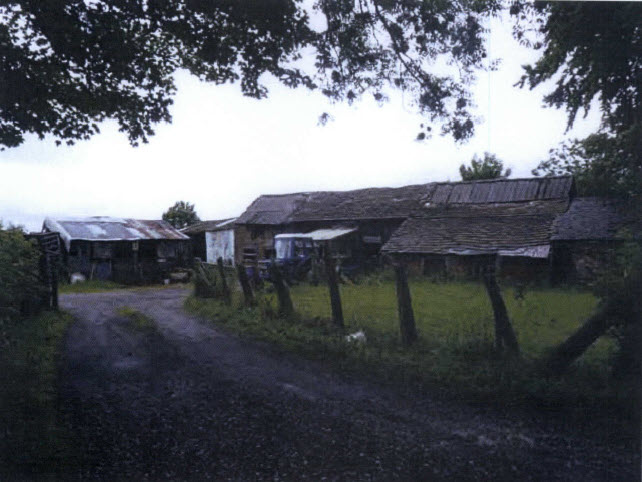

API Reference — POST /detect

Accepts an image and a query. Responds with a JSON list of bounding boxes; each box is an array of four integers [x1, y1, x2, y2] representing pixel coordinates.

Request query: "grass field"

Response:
[[186, 274, 634, 427], [59, 279, 126, 293], [0, 310, 77, 478]]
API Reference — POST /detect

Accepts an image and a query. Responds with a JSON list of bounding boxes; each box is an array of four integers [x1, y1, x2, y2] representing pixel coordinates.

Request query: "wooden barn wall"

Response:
[[64, 239, 190, 284]]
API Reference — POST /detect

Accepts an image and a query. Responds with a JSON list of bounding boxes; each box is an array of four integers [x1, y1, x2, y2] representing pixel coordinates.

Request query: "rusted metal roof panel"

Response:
[[427, 176, 572, 204], [181, 218, 237, 234], [43, 216, 189, 251]]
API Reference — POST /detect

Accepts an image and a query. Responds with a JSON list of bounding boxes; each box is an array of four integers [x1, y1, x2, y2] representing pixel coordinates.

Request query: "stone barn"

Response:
[[550, 198, 641, 284], [382, 176, 575, 282], [43, 216, 191, 284], [234, 183, 433, 271]]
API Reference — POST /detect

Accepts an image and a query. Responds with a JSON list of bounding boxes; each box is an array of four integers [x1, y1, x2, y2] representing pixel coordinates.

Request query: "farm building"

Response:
[[181, 218, 237, 265], [234, 184, 432, 269], [42, 216, 191, 284], [382, 176, 641, 283], [550, 198, 641, 283], [381, 176, 576, 281]]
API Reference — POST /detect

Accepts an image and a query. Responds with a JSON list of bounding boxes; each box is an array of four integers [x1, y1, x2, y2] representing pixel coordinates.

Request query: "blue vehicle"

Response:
[[259, 228, 360, 283]]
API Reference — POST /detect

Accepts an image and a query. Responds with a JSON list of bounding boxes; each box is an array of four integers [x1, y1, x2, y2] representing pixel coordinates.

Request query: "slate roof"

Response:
[[235, 193, 310, 225], [382, 209, 561, 257], [181, 218, 237, 235], [290, 184, 433, 222], [381, 177, 574, 257], [43, 216, 189, 251], [551, 198, 641, 241]]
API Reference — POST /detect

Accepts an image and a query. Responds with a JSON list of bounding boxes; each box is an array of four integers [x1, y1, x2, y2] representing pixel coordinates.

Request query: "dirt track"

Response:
[[58, 287, 638, 480]]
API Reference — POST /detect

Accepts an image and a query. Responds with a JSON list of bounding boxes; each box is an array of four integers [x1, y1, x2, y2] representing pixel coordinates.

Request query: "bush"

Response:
[[0, 224, 46, 340]]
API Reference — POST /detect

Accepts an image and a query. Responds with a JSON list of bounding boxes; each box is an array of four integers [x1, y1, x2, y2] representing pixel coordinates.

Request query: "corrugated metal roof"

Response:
[[181, 218, 237, 234], [428, 176, 573, 204], [43, 216, 189, 251], [275, 227, 357, 241]]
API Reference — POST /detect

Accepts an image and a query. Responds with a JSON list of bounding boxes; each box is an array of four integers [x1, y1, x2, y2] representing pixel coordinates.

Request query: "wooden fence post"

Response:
[[268, 263, 295, 318], [482, 262, 519, 357], [394, 261, 418, 346], [236, 263, 255, 306], [324, 254, 344, 328], [217, 257, 232, 305]]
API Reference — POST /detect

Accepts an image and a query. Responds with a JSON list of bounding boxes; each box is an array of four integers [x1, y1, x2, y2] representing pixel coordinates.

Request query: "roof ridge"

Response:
[[432, 175, 572, 186]]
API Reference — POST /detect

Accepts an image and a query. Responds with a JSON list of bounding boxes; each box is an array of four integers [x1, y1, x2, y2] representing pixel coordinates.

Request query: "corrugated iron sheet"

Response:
[[44, 216, 189, 251], [429, 176, 572, 204], [275, 227, 357, 241]]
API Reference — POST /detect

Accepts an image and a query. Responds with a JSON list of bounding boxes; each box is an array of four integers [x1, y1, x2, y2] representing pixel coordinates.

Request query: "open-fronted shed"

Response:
[[43, 216, 190, 283], [382, 176, 575, 280]]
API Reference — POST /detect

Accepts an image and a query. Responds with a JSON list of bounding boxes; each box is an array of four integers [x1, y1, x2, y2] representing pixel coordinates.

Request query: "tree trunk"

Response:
[[269, 264, 295, 318], [394, 263, 418, 346], [542, 271, 640, 377], [217, 257, 231, 305], [482, 265, 519, 357], [236, 263, 255, 306], [543, 305, 614, 376], [324, 254, 344, 328]]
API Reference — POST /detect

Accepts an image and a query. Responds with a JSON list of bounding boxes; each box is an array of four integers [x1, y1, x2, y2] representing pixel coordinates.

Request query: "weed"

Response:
[[0, 310, 77, 478], [185, 279, 634, 434], [117, 306, 157, 332]]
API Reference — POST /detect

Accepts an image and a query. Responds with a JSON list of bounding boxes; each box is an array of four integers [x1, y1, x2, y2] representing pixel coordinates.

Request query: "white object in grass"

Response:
[[70, 273, 86, 284], [345, 330, 366, 344]]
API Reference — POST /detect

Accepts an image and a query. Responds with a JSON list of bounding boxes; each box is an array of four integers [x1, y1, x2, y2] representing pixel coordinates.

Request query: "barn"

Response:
[[550, 197, 641, 283], [381, 176, 575, 281], [43, 216, 191, 284], [234, 183, 432, 270]]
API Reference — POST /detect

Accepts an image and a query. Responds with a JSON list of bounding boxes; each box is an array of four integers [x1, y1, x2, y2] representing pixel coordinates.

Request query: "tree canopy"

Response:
[[459, 152, 510, 181], [0, 0, 501, 149], [162, 201, 200, 230], [513, 2, 641, 199]]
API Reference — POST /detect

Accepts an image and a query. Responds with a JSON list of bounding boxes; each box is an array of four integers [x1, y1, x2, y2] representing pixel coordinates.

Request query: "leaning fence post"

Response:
[[482, 261, 519, 357], [324, 253, 344, 328], [236, 263, 255, 306], [394, 260, 418, 346], [217, 257, 232, 305], [268, 264, 295, 318]]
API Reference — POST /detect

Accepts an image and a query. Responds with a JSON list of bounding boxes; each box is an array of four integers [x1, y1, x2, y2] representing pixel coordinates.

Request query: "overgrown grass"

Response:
[[117, 306, 157, 332], [185, 275, 637, 436], [0, 310, 77, 478], [60, 280, 191, 294], [59, 279, 126, 293]]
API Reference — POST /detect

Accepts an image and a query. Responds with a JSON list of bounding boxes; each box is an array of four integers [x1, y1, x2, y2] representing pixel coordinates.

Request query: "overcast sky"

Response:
[[0, 14, 600, 232]]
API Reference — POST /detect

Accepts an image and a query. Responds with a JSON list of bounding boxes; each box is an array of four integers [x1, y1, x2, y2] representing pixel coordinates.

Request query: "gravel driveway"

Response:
[[58, 287, 638, 480]]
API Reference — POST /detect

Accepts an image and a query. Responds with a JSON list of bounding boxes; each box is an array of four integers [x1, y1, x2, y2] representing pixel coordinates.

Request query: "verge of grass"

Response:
[[59, 279, 126, 293], [0, 310, 77, 478], [117, 306, 157, 332], [185, 278, 636, 441], [60, 280, 192, 294]]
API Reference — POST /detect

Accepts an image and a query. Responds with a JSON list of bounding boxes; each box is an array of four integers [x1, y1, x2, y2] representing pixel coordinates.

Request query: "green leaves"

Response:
[[162, 200, 200, 230], [459, 152, 511, 181], [1, 0, 499, 148]]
